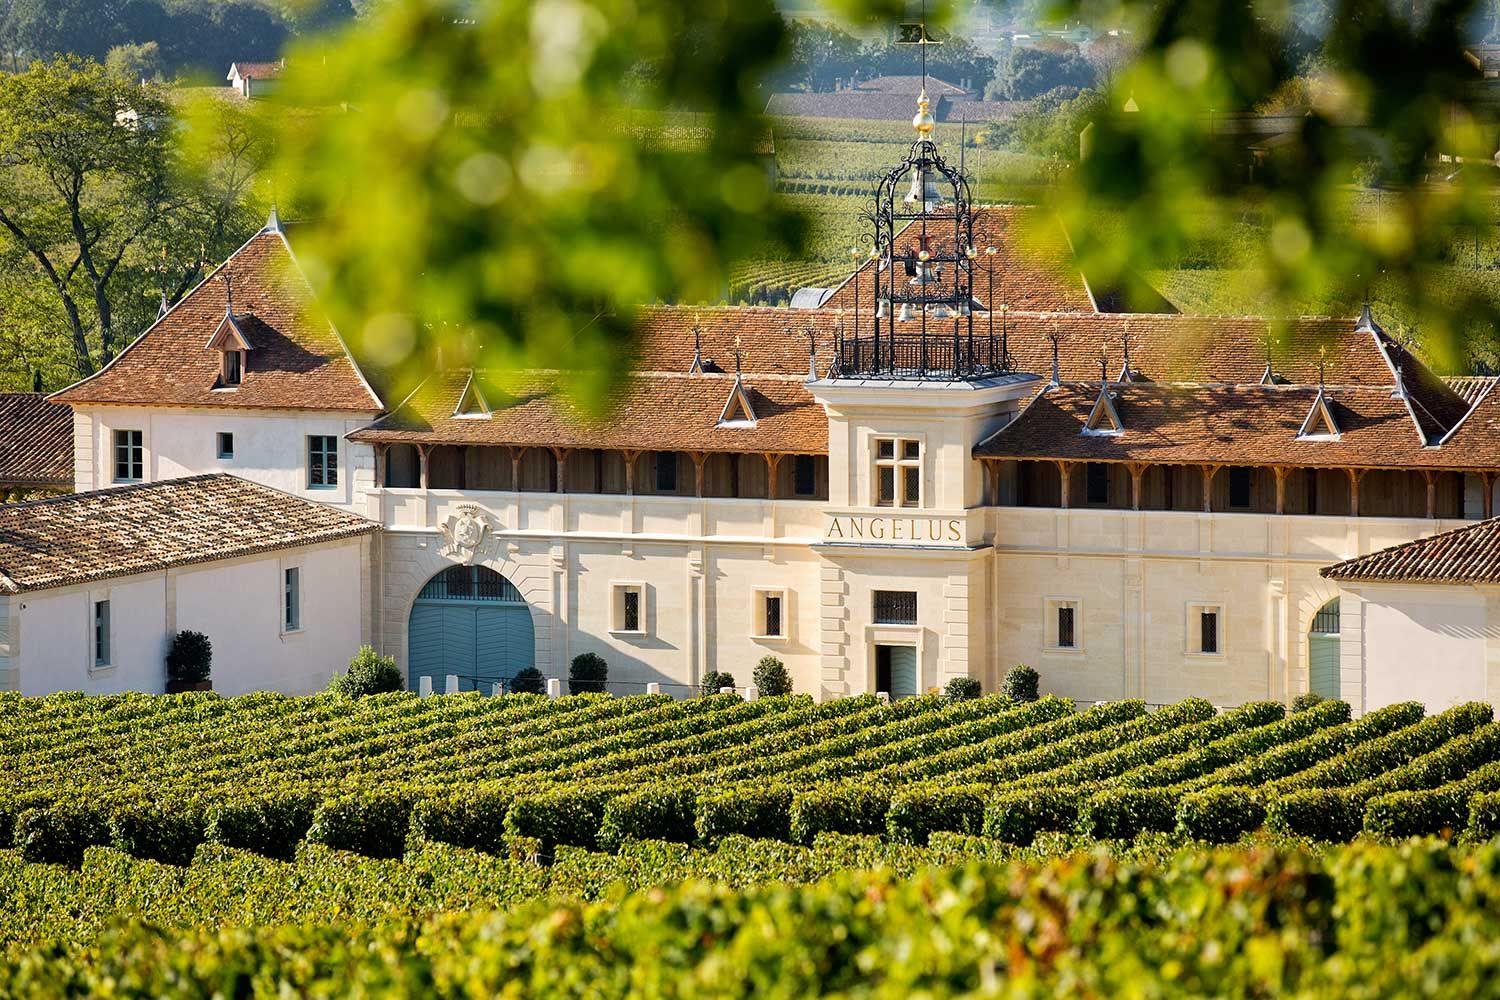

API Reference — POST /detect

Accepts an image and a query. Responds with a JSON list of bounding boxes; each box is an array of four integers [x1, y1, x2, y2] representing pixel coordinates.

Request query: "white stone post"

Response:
[[444, 674, 460, 695], [491, 682, 505, 697], [646, 682, 661, 695], [719, 686, 735, 696], [418, 675, 433, 698], [547, 677, 562, 699], [745, 684, 760, 702], [876, 691, 890, 703]]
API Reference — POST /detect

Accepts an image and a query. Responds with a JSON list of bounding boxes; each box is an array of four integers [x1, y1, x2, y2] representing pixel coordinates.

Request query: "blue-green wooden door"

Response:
[[408, 567, 534, 693], [888, 646, 919, 700], [1309, 599, 1340, 700]]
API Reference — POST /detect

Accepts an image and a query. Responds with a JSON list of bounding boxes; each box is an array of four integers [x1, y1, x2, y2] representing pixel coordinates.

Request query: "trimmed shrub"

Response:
[[597, 784, 697, 853], [1291, 692, 1326, 713], [753, 656, 792, 697], [700, 670, 737, 696], [1076, 788, 1179, 839], [569, 653, 608, 695], [1176, 787, 1265, 843], [16, 803, 109, 866], [509, 667, 545, 694], [409, 786, 512, 853], [944, 676, 982, 702], [1266, 788, 1366, 841], [306, 790, 416, 859], [1465, 790, 1500, 842], [789, 784, 890, 844], [205, 792, 320, 860], [108, 800, 206, 866], [1000, 664, 1040, 702], [1363, 788, 1469, 840], [165, 630, 212, 684], [329, 646, 404, 697], [696, 785, 793, 844], [504, 787, 613, 856], [886, 785, 986, 845], [982, 788, 1081, 845]]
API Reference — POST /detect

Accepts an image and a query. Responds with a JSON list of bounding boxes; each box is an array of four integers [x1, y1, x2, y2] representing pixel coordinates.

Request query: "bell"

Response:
[[897, 302, 913, 321], [876, 298, 890, 318], [903, 167, 946, 212], [931, 303, 952, 319]]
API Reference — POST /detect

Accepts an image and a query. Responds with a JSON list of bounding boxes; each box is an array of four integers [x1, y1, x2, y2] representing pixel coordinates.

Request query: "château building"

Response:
[[6, 93, 1499, 711]]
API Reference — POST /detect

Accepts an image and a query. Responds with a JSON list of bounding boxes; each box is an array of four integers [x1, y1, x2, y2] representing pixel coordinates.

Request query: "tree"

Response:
[[105, 41, 163, 83], [165, 630, 212, 684], [329, 646, 403, 696], [1000, 664, 1040, 702], [752, 655, 792, 696], [701, 670, 737, 696], [510, 666, 545, 694], [1006, 45, 1095, 99], [783, 20, 865, 91], [569, 653, 608, 695], [0, 58, 171, 375]]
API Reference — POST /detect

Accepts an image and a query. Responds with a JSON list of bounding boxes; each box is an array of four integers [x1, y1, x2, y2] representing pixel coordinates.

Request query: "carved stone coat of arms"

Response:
[[439, 505, 496, 564]]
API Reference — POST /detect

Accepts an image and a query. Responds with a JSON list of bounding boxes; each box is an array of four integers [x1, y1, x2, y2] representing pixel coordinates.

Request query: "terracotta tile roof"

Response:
[[853, 76, 972, 96], [765, 91, 922, 121], [0, 474, 377, 594], [50, 230, 382, 413], [0, 394, 72, 488], [973, 381, 1492, 470], [1443, 375, 1497, 405], [350, 369, 829, 454], [819, 206, 1097, 314], [1369, 321, 1473, 441], [1322, 518, 1500, 585], [229, 62, 284, 80]]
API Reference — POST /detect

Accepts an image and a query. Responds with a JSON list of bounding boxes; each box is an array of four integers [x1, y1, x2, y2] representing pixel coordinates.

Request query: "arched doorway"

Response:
[[408, 565, 535, 693], [1308, 598, 1340, 700]]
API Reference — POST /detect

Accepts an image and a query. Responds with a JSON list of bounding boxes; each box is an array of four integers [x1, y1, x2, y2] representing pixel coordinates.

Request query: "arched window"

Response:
[[418, 565, 523, 602]]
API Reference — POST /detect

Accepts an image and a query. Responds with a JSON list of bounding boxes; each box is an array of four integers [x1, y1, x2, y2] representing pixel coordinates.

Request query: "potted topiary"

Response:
[[701, 670, 736, 696], [1000, 664, 1040, 702], [165, 630, 213, 693], [752, 655, 792, 696], [569, 653, 608, 694], [944, 675, 982, 701], [509, 667, 545, 694], [328, 646, 403, 697]]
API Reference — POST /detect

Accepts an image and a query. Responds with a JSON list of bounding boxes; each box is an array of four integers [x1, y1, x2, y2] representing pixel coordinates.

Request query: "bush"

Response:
[[886, 785, 986, 845], [306, 790, 416, 859], [16, 803, 109, 866], [597, 784, 698, 853], [329, 646, 404, 697], [1000, 664, 1040, 702], [204, 792, 320, 860], [1291, 692, 1326, 713], [108, 800, 206, 866], [1075, 788, 1180, 839], [569, 653, 608, 695], [1363, 789, 1469, 840], [696, 785, 793, 844], [788, 784, 890, 845], [944, 676, 982, 702], [504, 787, 613, 856], [510, 667, 545, 695], [165, 631, 212, 684], [1266, 788, 1366, 841], [700, 670, 737, 697], [753, 656, 792, 696], [982, 788, 1081, 844], [409, 786, 512, 853], [1176, 787, 1265, 843], [1465, 790, 1500, 842]]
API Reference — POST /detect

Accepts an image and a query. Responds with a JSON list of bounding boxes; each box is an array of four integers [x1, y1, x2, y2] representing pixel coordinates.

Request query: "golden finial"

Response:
[[912, 89, 935, 137]]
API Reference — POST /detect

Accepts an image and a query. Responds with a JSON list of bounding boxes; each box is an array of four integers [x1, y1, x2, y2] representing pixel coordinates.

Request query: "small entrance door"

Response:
[[1308, 598, 1341, 700], [875, 644, 919, 700]]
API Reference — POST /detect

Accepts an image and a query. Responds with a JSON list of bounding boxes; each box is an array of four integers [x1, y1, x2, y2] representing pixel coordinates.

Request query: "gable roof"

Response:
[[1297, 387, 1342, 439], [228, 62, 284, 81], [0, 474, 376, 594], [1322, 518, 1500, 585], [0, 394, 73, 489], [50, 227, 383, 413]]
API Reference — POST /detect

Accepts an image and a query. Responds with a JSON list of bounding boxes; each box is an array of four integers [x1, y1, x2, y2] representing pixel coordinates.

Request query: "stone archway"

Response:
[[407, 564, 536, 693]]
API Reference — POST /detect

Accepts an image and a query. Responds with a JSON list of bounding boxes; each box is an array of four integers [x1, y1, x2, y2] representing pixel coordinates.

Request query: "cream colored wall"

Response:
[[15, 575, 166, 695], [71, 405, 379, 507]]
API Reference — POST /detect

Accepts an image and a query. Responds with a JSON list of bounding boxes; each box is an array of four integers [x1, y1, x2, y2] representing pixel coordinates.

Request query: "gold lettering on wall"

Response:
[[824, 516, 964, 544]]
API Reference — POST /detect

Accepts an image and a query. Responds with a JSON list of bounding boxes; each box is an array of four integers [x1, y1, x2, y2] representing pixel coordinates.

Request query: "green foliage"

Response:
[[204, 792, 319, 860], [695, 785, 793, 845], [1176, 787, 1265, 843], [103, 41, 163, 83], [700, 670, 737, 697], [982, 787, 1082, 845], [1266, 789, 1367, 842], [306, 790, 415, 859], [1000, 664, 1039, 702], [164, 630, 212, 684], [328, 645, 403, 696], [943, 676, 982, 701], [885, 784, 986, 845], [1076, 788, 1181, 840], [107, 800, 205, 866], [1364, 789, 1469, 840], [508, 667, 545, 695], [504, 788, 613, 857], [16, 803, 109, 866], [1005, 46, 1096, 100], [752, 656, 791, 697], [1292, 692, 1327, 713], [788, 784, 889, 845], [569, 653, 608, 695], [597, 784, 697, 853], [1465, 790, 1500, 842], [408, 786, 512, 853]]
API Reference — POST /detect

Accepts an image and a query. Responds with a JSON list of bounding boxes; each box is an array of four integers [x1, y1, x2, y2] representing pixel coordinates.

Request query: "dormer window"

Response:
[[1297, 389, 1341, 441], [222, 350, 243, 386], [205, 285, 252, 390]]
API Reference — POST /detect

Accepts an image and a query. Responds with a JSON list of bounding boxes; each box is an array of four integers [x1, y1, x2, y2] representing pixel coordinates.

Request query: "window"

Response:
[[655, 451, 678, 493], [873, 590, 918, 625], [754, 588, 788, 639], [1045, 598, 1081, 651], [1189, 603, 1224, 655], [1086, 463, 1109, 505], [222, 350, 243, 386], [217, 432, 234, 460], [307, 435, 338, 488], [113, 430, 143, 483], [283, 567, 301, 632], [92, 600, 110, 668], [1229, 467, 1252, 509], [1058, 605, 1076, 648], [875, 438, 921, 508], [611, 583, 645, 634], [793, 454, 817, 497]]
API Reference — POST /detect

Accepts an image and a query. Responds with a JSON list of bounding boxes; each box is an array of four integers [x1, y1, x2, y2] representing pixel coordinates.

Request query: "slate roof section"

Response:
[[351, 369, 829, 454], [1322, 518, 1500, 585], [0, 394, 73, 489], [0, 474, 377, 594], [50, 229, 383, 413]]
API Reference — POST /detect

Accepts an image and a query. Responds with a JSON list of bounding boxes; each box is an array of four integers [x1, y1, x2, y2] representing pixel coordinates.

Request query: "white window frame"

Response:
[[221, 349, 244, 387], [113, 429, 144, 483], [89, 595, 112, 672], [1044, 597, 1083, 653], [282, 563, 303, 635], [873, 436, 922, 509], [610, 582, 646, 636], [752, 587, 789, 642], [1187, 601, 1226, 657], [307, 435, 338, 490], [216, 432, 235, 460]]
